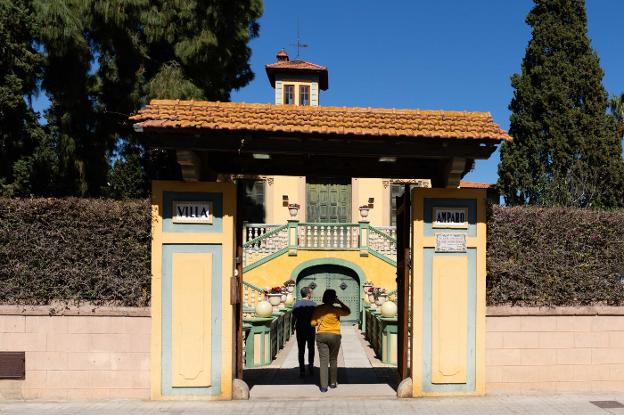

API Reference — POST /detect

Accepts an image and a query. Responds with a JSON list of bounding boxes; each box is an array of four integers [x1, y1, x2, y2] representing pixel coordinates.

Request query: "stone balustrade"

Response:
[[243, 221, 397, 271], [363, 305, 398, 365], [243, 307, 293, 368]]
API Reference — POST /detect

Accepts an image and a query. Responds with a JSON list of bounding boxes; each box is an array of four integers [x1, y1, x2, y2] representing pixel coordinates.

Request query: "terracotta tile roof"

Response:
[[459, 181, 495, 188], [131, 100, 512, 142], [265, 59, 329, 90], [265, 59, 327, 71]]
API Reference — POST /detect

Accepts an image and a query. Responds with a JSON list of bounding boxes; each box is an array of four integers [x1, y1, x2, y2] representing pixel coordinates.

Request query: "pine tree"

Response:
[[106, 142, 147, 199], [498, 0, 623, 208], [31, 0, 263, 197], [0, 0, 57, 196]]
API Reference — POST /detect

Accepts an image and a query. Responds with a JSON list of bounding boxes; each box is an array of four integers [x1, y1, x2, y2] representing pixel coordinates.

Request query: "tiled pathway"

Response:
[[244, 325, 398, 399]]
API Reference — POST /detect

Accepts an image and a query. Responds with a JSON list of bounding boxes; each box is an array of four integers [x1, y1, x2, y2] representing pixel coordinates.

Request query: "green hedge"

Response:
[[0, 198, 151, 306], [1, 198, 623, 307], [487, 206, 624, 306]]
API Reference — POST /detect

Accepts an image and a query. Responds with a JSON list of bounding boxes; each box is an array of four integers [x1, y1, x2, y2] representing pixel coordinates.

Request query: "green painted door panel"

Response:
[[306, 180, 351, 223], [327, 273, 359, 323], [296, 265, 360, 323]]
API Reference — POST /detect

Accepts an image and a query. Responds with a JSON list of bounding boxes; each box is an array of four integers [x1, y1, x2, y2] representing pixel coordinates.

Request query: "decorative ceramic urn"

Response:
[[380, 300, 398, 318], [288, 203, 300, 218], [375, 293, 388, 306], [359, 205, 369, 218], [255, 300, 273, 317], [267, 293, 282, 306], [285, 293, 294, 307]]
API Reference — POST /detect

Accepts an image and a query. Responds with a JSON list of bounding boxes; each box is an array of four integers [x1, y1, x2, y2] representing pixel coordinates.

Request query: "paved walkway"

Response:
[[244, 324, 397, 398], [3, 394, 624, 415]]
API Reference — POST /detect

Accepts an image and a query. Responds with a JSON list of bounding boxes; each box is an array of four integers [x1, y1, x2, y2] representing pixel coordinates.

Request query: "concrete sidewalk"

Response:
[[2, 394, 624, 415]]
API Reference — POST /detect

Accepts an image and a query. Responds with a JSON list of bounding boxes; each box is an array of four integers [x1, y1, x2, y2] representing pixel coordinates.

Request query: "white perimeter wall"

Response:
[[0, 306, 150, 400], [486, 307, 624, 393], [1, 306, 624, 400]]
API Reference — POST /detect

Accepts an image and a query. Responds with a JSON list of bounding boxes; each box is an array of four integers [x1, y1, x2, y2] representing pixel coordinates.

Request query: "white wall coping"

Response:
[[487, 305, 624, 316], [0, 304, 150, 317], [1, 304, 622, 317]]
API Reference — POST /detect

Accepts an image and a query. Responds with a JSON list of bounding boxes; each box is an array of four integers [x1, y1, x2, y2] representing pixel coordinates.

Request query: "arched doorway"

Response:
[[296, 264, 360, 324]]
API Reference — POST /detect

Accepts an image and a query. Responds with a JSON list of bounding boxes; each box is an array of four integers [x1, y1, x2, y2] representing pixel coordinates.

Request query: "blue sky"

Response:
[[32, 1, 624, 184], [231, 0, 624, 184]]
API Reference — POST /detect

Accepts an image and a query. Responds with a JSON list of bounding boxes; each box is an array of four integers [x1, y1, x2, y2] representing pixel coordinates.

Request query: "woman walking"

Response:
[[310, 289, 351, 393]]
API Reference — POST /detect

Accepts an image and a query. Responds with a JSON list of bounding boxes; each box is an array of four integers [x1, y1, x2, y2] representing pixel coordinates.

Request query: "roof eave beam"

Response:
[[138, 129, 499, 160], [431, 157, 470, 188]]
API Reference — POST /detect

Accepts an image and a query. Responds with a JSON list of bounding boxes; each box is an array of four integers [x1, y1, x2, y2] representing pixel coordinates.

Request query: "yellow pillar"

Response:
[[151, 181, 236, 400], [410, 188, 486, 397]]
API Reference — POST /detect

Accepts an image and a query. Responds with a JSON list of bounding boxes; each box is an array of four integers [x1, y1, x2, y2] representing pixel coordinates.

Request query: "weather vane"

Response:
[[290, 19, 308, 58]]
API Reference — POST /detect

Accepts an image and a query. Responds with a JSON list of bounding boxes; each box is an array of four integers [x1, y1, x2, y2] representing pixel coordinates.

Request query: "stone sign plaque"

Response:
[[435, 232, 467, 253], [172, 201, 213, 224]]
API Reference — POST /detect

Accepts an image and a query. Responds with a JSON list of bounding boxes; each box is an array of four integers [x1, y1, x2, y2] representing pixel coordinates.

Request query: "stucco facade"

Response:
[[244, 249, 396, 293], [255, 175, 430, 227]]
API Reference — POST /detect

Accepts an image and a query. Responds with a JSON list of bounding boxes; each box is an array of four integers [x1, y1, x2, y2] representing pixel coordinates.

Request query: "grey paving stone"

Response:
[[2, 395, 624, 415]]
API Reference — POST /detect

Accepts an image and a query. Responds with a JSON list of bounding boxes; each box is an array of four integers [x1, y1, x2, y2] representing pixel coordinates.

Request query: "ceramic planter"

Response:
[[268, 294, 282, 306], [375, 294, 388, 306]]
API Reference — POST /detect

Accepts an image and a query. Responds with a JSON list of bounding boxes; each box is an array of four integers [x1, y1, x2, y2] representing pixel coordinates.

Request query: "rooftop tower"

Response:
[[265, 49, 328, 106]]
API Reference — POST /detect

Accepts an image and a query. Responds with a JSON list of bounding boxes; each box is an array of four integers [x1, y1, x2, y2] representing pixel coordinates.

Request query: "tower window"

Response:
[[299, 85, 310, 106], [284, 84, 295, 105]]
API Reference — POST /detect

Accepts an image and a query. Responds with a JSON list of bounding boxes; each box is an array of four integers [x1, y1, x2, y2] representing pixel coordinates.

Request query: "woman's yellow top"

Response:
[[310, 304, 350, 335]]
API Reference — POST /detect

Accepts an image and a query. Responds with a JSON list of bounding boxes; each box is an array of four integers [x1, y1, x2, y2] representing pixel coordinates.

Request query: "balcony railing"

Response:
[[298, 223, 359, 249], [242, 221, 397, 271], [242, 280, 266, 310], [243, 223, 283, 244]]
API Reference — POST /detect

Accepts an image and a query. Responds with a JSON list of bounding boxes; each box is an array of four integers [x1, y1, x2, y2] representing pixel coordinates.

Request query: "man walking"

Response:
[[292, 286, 317, 377]]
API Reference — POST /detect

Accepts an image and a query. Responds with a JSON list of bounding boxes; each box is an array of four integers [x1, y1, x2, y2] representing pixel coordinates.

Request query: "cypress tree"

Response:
[[498, 0, 623, 208], [611, 93, 624, 139]]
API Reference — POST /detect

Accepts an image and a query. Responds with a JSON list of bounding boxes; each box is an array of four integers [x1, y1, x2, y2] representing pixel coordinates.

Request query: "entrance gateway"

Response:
[[148, 181, 488, 398], [131, 50, 510, 400]]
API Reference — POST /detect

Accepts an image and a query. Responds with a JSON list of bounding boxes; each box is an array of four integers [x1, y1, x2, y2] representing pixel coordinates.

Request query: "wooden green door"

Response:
[[306, 179, 352, 223], [296, 265, 360, 324]]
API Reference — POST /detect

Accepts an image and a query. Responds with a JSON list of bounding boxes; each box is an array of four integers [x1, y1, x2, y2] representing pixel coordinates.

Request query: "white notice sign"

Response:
[[172, 201, 213, 224], [432, 207, 469, 229], [435, 233, 467, 253]]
